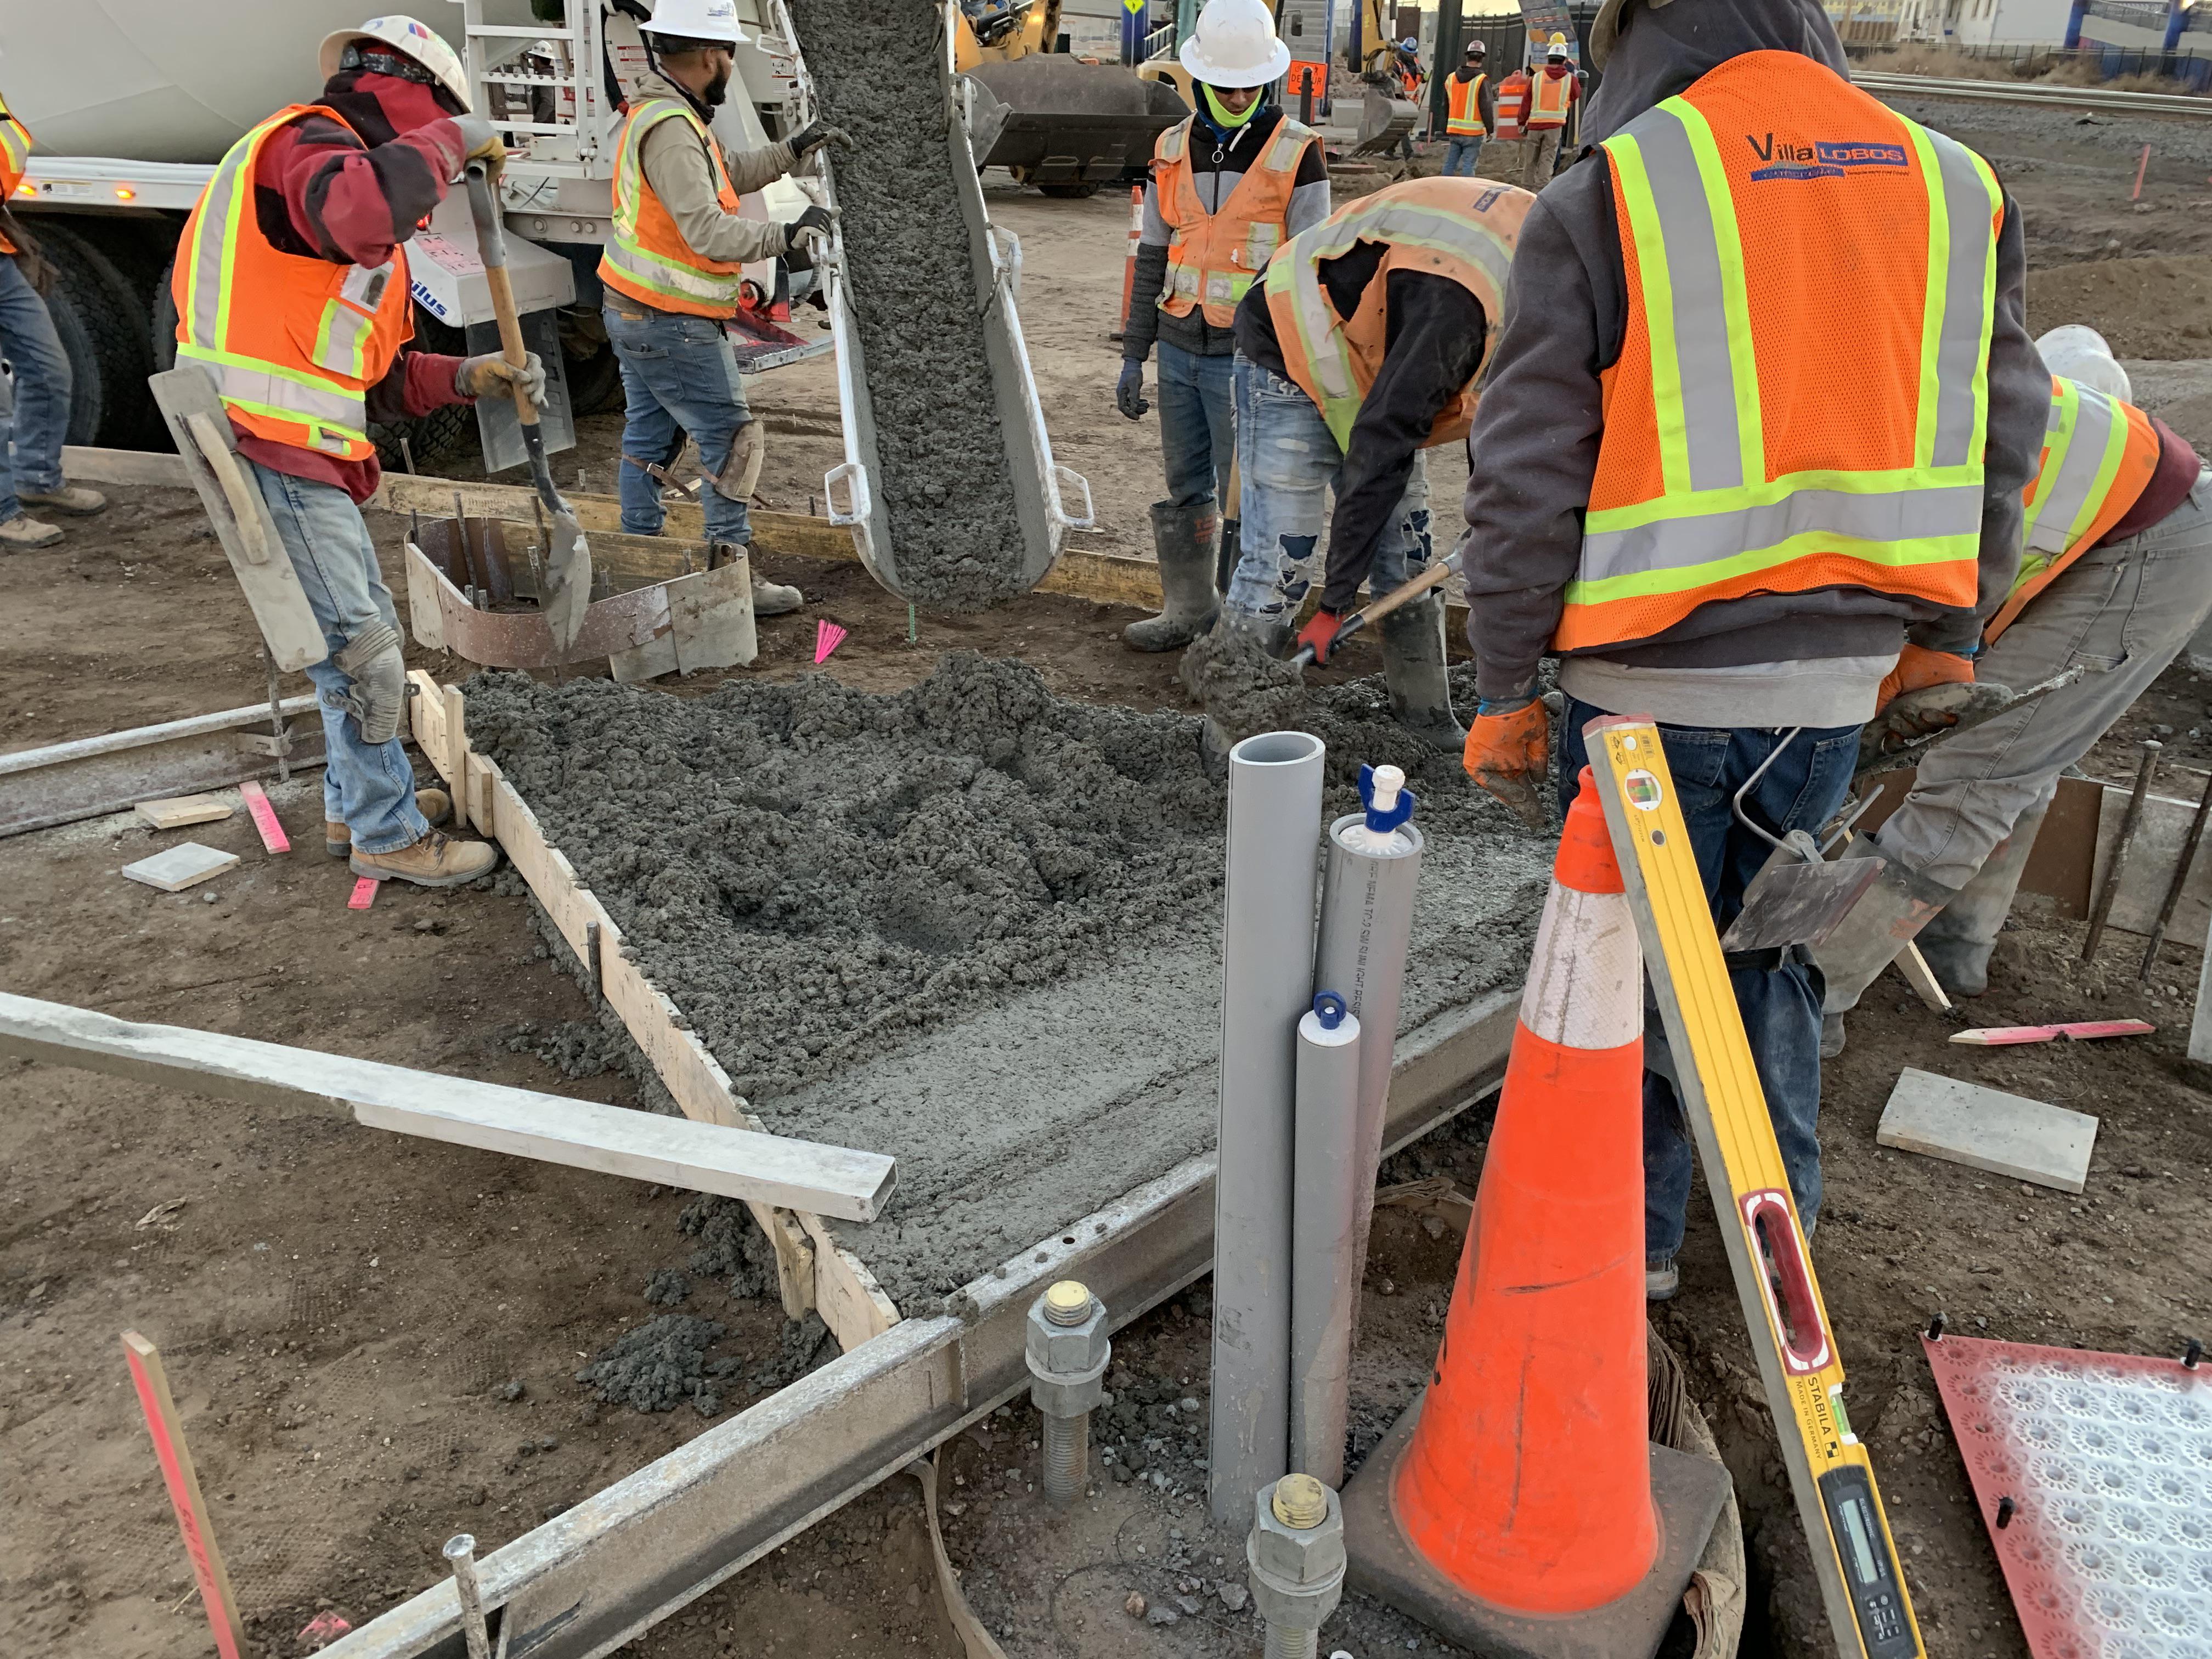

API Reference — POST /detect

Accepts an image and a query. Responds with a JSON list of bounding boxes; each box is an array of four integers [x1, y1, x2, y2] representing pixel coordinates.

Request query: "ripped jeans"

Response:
[[1224, 353, 1432, 621]]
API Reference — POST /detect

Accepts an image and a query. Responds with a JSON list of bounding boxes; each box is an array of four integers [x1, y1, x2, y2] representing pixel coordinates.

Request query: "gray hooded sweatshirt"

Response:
[[1458, 0, 2050, 728]]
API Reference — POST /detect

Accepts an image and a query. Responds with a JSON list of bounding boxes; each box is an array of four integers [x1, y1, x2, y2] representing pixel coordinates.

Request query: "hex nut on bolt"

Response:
[[1027, 1280, 1109, 1505], [1247, 1474, 1346, 1633]]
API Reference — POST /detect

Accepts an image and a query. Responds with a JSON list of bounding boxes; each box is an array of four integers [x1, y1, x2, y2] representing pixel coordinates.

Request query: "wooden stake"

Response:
[[122, 1331, 247, 1659], [2133, 143, 2151, 201]]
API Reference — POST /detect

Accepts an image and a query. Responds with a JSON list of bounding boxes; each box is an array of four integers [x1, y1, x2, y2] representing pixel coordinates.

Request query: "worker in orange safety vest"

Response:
[[1440, 40, 1493, 178], [1513, 34, 1581, 188]]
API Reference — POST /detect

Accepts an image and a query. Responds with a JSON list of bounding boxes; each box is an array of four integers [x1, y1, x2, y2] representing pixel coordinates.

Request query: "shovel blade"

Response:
[[541, 509, 592, 653], [1720, 853, 1887, 953]]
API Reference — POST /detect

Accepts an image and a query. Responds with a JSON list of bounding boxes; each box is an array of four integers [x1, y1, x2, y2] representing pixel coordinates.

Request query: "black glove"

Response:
[[782, 205, 834, 255], [1116, 361, 1149, 421], [790, 120, 851, 159]]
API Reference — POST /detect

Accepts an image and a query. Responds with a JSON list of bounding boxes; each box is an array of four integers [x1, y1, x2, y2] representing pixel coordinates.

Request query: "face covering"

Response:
[[1200, 84, 1261, 129]]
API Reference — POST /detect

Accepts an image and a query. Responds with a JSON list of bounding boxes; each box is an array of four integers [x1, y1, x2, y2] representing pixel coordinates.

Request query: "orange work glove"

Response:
[[1876, 644, 1974, 715], [1295, 608, 1346, 665], [1463, 698, 1550, 831]]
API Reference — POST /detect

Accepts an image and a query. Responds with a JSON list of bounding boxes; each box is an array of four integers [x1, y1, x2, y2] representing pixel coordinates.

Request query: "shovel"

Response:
[[1286, 555, 1459, 670], [461, 162, 591, 654]]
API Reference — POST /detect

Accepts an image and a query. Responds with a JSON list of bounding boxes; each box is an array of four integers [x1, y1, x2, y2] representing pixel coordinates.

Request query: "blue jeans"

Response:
[[1225, 353, 1431, 620], [605, 305, 754, 545], [1156, 340, 1234, 515], [247, 460, 430, 856], [1442, 135, 1485, 177], [1558, 696, 1858, 1259], [0, 252, 72, 522]]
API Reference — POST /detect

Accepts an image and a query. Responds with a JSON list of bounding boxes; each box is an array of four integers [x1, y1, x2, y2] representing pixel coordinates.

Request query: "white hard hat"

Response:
[[1180, 0, 1291, 89], [642, 0, 748, 47], [1547, 31, 1571, 58], [2037, 324, 2133, 403], [320, 16, 471, 112]]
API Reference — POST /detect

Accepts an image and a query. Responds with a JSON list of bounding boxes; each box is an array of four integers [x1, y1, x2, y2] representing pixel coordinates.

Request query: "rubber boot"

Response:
[[1124, 500, 1221, 652], [1810, 834, 1962, 1058], [1376, 593, 1466, 751], [1915, 794, 2052, 999], [1195, 610, 1292, 778]]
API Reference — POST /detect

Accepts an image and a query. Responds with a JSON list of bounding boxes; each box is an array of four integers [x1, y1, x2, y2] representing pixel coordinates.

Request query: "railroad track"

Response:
[[1857, 70, 2212, 117]]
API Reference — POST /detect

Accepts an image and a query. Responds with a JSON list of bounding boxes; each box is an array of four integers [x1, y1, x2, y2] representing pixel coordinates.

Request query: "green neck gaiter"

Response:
[[1201, 84, 1262, 130]]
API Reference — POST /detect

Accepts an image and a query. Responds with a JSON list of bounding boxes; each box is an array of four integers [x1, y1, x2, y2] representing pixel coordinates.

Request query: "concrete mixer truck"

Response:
[[3, 0, 822, 466]]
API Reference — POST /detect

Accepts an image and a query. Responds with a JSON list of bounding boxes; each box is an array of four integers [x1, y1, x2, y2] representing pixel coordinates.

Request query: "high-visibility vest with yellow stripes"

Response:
[[1155, 114, 1318, 328], [1526, 67, 1573, 128], [1445, 73, 1486, 138], [1557, 52, 2002, 655], [0, 89, 32, 256], [1984, 374, 2163, 641], [172, 105, 415, 463], [599, 97, 748, 319], [1264, 176, 1530, 451]]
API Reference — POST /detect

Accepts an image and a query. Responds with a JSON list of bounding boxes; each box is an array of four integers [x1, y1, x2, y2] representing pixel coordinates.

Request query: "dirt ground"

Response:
[[6, 97, 2212, 1659]]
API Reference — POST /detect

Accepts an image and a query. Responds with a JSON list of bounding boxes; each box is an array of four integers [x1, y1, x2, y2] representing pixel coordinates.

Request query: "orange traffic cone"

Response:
[[1110, 184, 1142, 341], [1392, 766, 1656, 1610]]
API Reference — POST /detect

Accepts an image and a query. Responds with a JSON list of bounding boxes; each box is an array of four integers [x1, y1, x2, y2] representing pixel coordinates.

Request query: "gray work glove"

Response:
[[1116, 361, 1149, 420], [789, 119, 851, 159], [449, 113, 507, 183], [456, 349, 547, 410], [782, 204, 835, 255]]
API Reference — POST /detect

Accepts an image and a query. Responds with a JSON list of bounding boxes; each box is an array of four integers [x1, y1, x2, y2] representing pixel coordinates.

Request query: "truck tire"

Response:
[[32, 221, 165, 451]]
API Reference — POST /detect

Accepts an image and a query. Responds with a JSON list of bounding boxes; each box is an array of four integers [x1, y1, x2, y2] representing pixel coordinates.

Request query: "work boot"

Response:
[[325, 789, 452, 857], [350, 830, 500, 889], [1808, 834, 1961, 1058], [1645, 1255, 1679, 1302], [1124, 499, 1221, 652], [747, 556, 804, 618], [1188, 609, 1293, 777], [19, 484, 108, 516], [1915, 795, 2053, 998], [0, 514, 63, 550], [1377, 593, 1466, 751]]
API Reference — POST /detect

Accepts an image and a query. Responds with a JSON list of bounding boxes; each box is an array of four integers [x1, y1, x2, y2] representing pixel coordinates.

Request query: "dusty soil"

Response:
[[5, 108, 2212, 1659]]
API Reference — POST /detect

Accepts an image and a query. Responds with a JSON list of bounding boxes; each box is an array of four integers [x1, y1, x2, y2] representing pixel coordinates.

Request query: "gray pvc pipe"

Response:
[[1310, 808, 1424, 1431], [1209, 729, 1325, 1526], [1289, 997, 1363, 1488]]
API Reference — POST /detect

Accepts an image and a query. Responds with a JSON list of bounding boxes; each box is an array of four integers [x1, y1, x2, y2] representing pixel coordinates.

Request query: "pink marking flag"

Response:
[[814, 618, 848, 665], [239, 780, 290, 854], [348, 877, 380, 910]]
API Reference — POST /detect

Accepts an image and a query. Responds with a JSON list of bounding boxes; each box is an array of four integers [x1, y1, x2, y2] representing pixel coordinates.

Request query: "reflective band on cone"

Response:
[[1390, 767, 1658, 1613]]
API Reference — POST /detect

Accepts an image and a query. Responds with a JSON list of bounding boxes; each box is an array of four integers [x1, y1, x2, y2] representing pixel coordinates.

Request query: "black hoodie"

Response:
[[1457, 0, 2050, 723]]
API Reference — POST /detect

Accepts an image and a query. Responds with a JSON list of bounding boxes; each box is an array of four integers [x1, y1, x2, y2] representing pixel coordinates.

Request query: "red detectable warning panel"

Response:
[[1923, 1332, 2212, 1656]]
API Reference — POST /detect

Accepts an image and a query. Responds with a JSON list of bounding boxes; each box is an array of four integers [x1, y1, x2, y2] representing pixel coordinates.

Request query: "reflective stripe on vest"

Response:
[[1984, 375, 2163, 640], [1156, 115, 1314, 328], [1527, 70, 1572, 126], [601, 99, 746, 315], [1446, 74, 1486, 137], [1266, 177, 1528, 449], [1561, 72, 2001, 653], [0, 97, 29, 180], [173, 106, 410, 459]]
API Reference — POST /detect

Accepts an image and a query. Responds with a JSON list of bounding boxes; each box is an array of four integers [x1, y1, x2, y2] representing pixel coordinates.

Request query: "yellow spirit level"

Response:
[[1585, 716, 1923, 1659]]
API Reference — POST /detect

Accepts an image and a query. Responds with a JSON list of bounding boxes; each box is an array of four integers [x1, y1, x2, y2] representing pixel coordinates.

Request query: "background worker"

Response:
[[1440, 41, 1492, 179], [1392, 38, 1426, 160], [0, 87, 105, 551], [600, 0, 846, 618], [1454, 0, 2050, 1300], [173, 15, 537, 888], [1516, 35, 1579, 188], [1200, 174, 1534, 751], [1115, 0, 1328, 652], [1816, 335, 2211, 1050]]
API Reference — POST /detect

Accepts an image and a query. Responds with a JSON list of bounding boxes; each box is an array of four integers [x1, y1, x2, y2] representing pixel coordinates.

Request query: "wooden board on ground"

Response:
[[135, 793, 235, 830], [122, 1330, 249, 1659], [122, 842, 239, 892], [1876, 1066, 2099, 1193], [0, 991, 898, 1221]]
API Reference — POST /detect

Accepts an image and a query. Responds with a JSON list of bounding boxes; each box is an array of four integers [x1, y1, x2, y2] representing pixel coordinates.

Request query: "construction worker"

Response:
[[1392, 38, 1426, 159], [0, 88, 105, 551], [172, 15, 541, 889], [1455, 0, 2051, 1300], [1115, 0, 1328, 652], [1516, 35, 1579, 188], [600, 0, 847, 617], [1197, 174, 1533, 753], [1816, 332, 2211, 1050], [1440, 41, 1492, 179]]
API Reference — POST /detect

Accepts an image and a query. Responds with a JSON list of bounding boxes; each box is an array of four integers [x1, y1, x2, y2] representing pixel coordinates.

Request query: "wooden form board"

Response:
[[408, 673, 902, 1344], [0, 992, 895, 1219], [1877, 1067, 2098, 1193], [122, 1331, 249, 1659]]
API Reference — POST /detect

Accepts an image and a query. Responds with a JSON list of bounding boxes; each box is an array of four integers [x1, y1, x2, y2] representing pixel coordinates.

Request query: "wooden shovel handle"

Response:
[[463, 163, 539, 431]]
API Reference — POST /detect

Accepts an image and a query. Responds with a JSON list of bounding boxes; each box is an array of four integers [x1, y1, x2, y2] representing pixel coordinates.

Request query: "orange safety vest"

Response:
[[599, 96, 747, 318], [0, 89, 30, 255], [1526, 67, 1574, 128], [1264, 177, 1531, 450], [1445, 72, 1487, 138], [1559, 52, 2003, 654], [1154, 114, 1318, 328], [1491, 72, 1530, 142], [173, 105, 415, 462], [1984, 375, 2164, 641]]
